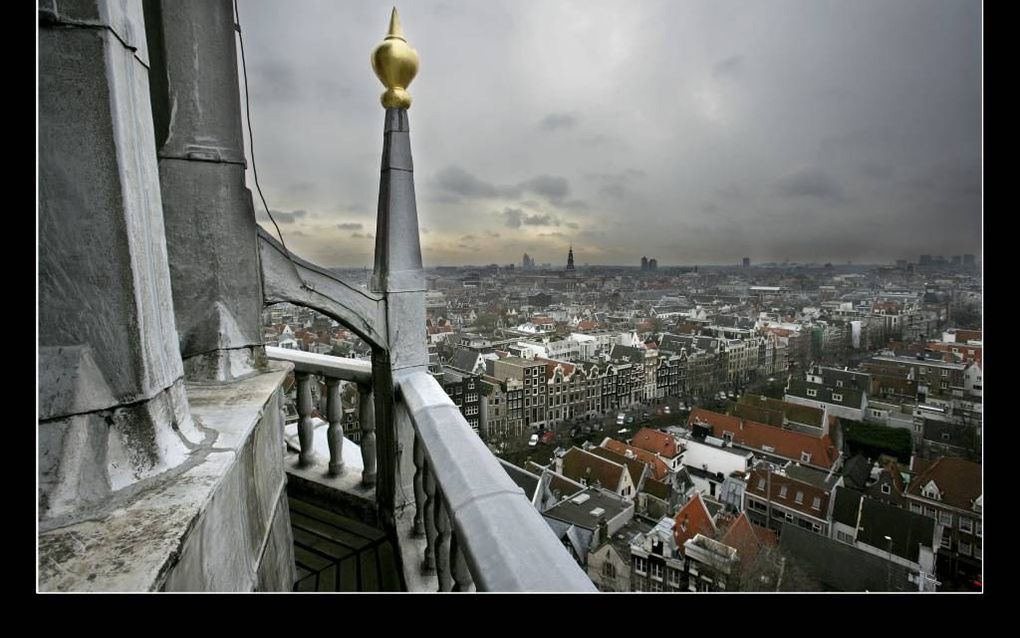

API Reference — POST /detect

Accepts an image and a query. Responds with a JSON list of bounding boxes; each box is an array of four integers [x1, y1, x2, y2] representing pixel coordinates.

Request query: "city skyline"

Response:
[[239, 0, 981, 267]]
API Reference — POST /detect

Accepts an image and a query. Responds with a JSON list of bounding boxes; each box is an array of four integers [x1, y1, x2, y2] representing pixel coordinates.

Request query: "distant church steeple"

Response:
[[566, 245, 575, 271]]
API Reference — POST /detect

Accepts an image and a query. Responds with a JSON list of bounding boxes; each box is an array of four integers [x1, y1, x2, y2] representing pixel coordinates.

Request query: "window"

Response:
[[811, 496, 821, 510], [757, 477, 766, 491], [909, 502, 922, 514], [650, 563, 663, 581], [881, 483, 891, 495], [941, 369, 948, 377], [603, 562, 616, 579], [779, 486, 788, 499], [836, 380, 844, 388], [667, 568, 681, 587], [634, 557, 647, 574], [836, 530, 854, 544], [959, 541, 972, 556], [976, 520, 982, 537], [941, 528, 951, 549], [649, 580, 663, 592], [831, 393, 843, 402], [806, 388, 817, 397], [959, 517, 973, 534], [801, 451, 812, 464], [871, 409, 883, 418], [939, 511, 953, 526]]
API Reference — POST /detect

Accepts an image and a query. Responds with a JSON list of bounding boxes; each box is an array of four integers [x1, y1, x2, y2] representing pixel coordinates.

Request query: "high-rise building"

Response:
[[522, 252, 533, 270], [742, 257, 750, 268], [648, 258, 658, 271], [566, 245, 575, 271], [641, 256, 649, 271]]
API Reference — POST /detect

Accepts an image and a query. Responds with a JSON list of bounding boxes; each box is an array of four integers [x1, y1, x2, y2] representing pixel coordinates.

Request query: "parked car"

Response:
[[616, 413, 626, 425], [541, 431, 556, 445], [528, 434, 539, 447], [664, 405, 671, 414]]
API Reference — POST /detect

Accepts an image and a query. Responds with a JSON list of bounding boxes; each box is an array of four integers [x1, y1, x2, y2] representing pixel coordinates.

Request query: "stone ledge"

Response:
[[38, 364, 292, 592]]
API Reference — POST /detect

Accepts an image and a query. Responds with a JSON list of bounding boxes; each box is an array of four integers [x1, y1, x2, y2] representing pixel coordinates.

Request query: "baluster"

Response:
[[434, 491, 453, 592], [358, 384, 377, 486], [450, 530, 474, 592], [326, 378, 345, 476], [412, 433, 425, 536], [422, 463, 437, 573], [296, 372, 315, 467]]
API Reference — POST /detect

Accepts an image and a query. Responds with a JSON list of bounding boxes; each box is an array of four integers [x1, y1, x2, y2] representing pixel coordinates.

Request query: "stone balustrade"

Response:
[[266, 346, 376, 485], [396, 370, 597, 592]]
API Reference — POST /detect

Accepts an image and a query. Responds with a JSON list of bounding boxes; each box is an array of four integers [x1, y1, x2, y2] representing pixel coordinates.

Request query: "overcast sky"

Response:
[[237, 0, 981, 268]]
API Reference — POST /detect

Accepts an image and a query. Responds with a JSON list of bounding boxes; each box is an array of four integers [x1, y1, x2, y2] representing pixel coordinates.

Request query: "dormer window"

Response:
[[757, 478, 766, 491], [779, 486, 788, 499], [811, 496, 821, 510], [806, 388, 818, 397], [831, 393, 843, 402], [800, 451, 812, 464], [794, 491, 804, 504], [881, 483, 891, 495]]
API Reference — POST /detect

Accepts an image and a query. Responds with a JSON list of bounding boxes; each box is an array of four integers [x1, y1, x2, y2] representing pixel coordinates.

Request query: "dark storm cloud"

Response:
[[522, 175, 570, 201], [434, 166, 573, 205], [239, 0, 980, 266], [337, 222, 363, 230], [712, 55, 744, 79], [256, 209, 308, 224], [501, 207, 562, 228], [775, 168, 844, 201], [538, 113, 578, 131]]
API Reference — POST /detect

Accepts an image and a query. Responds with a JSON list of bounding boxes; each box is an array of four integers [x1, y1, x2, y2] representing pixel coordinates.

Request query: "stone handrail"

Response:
[[265, 346, 376, 485], [396, 370, 597, 592]]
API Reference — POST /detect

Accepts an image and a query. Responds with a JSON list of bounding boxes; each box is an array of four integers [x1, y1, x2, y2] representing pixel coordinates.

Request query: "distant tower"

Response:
[[641, 256, 648, 271], [648, 258, 658, 271], [522, 252, 531, 270], [566, 245, 575, 271], [742, 257, 750, 268]]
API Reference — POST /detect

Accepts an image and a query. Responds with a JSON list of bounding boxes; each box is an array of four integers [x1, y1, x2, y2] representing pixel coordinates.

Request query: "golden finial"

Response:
[[371, 7, 419, 109]]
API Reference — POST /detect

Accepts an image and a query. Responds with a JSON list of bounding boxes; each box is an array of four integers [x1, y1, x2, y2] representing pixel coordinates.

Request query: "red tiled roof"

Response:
[[534, 357, 576, 381], [674, 494, 716, 551], [763, 327, 795, 338], [577, 320, 599, 331], [589, 447, 647, 487], [630, 427, 680, 459], [601, 439, 669, 481], [745, 467, 832, 520], [906, 456, 982, 511], [721, 512, 778, 572], [560, 447, 627, 492], [688, 408, 837, 469]]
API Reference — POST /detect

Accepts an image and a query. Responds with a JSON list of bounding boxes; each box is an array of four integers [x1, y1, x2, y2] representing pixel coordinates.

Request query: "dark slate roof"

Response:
[[841, 454, 872, 490], [499, 459, 540, 502], [921, 419, 972, 448], [779, 524, 915, 592], [856, 496, 936, 563], [831, 487, 863, 527], [448, 347, 481, 374], [609, 344, 645, 364], [542, 487, 632, 530], [642, 478, 672, 500]]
